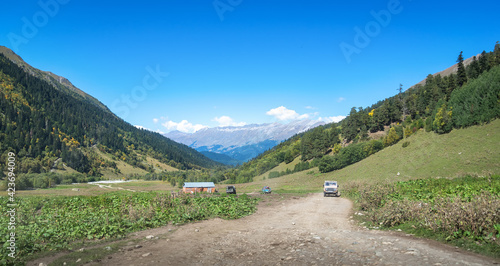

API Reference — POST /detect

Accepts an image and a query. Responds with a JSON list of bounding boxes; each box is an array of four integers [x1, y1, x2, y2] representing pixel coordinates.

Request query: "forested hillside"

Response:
[[0, 46, 110, 113], [222, 43, 500, 183], [0, 50, 219, 183]]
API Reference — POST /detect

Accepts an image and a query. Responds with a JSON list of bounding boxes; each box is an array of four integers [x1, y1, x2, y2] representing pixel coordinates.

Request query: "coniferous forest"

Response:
[[0, 43, 499, 187], [223, 43, 500, 183], [0, 52, 219, 184]]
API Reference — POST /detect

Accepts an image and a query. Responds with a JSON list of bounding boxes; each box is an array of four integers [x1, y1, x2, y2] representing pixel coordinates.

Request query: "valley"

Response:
[[6, 120, 498, 265], [0, 24, 499, 265]]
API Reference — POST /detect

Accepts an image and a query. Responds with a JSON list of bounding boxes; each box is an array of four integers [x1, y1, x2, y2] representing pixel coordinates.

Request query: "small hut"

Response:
[[182, 182, 216, 194]]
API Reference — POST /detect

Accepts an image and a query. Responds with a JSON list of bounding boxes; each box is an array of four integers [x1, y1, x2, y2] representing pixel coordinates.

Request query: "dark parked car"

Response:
[[226, 185, 236, 194]]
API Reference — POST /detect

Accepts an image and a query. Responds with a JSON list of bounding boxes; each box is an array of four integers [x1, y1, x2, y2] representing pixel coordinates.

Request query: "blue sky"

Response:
[[1, 0, 499, 133]]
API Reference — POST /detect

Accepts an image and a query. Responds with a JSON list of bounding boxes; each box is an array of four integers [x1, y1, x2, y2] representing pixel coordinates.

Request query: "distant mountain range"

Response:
[[164, 119, 325, 164]]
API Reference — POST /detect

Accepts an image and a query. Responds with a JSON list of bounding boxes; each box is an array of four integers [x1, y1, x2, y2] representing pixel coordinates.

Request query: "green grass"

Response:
[[344, 175, 500, 258], [325, 119, 500, 183], [394, 222, 500, 258], [253, 156, 303, 181], [112, 181, 157, 187], [0, 192, 258, 264], [232, 120, 499, 194], [93, 148, 147, 177], [104, 180, 179, 192], [91, 147, 178, 180], [51, 184, 91, 190]]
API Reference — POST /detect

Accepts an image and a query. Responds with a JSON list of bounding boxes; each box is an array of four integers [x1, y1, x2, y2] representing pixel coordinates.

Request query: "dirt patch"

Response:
[[30, 193, 498, 265], [367, 126, 389, 140]]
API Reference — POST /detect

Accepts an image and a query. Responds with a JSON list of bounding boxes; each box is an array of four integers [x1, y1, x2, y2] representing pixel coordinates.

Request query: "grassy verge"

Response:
[[0, 192, 258, 264], [343, 175, 500, 258]]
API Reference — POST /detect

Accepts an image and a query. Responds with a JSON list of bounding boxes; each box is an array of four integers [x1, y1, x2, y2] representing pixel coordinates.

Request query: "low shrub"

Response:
[[346, 175, 500, 255]]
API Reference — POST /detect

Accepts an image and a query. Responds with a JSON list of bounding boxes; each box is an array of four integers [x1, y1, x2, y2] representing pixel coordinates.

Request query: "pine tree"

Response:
[[493, 41, 500, 67], [479, 50, 489, 73], [466, 56, 480, 80], [398, 84, 408, 121], [342, 107, 359, 142], [447, 74, 456, 95], [456, 51, 468, 87]]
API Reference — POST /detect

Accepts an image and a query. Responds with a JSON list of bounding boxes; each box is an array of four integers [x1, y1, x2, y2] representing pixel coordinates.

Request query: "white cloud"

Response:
[[213, 116, 247, 127], [337, 97, 346, 103], [161, 120, 208, 133], [305, 106, 317, 110], [153, 118, 159, 123], [266, 106, 309, 121], [318, 116, 346, 123]]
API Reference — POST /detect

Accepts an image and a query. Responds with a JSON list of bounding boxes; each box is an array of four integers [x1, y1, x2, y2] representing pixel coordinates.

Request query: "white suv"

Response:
[[323, 181, 340, 197]]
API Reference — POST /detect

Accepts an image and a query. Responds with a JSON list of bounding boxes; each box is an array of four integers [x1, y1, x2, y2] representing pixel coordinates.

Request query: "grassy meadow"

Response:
[[231, 119, 499, 194]]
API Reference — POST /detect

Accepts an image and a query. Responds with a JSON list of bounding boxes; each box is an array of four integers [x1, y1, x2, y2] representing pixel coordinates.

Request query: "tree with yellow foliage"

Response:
[[383, 127, 400, 147], [433, 102, 453, 134]]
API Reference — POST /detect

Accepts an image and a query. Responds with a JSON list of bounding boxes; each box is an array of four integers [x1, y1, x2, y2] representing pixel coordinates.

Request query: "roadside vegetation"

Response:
[[344, 175, 500, 257], [0, 192, 258, 264]]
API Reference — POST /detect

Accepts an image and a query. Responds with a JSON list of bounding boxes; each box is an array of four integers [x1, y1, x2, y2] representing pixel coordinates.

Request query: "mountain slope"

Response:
[[0, 48, 219, 177], [0, 46, 110, 113], [165, 119, 325, 163], [233, 119, 500, 194], [413, 53, 481, 87], [223, 43, 500, 183]]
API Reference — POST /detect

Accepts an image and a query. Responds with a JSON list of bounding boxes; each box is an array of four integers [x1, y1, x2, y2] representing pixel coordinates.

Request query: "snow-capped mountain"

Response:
[[164, 119, 325, 164]]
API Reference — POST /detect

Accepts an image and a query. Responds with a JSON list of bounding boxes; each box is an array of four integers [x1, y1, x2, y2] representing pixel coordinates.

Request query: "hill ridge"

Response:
[[0, 48, 219, 180], [221, 43, 500, 183], [0, 46, 111, 113]]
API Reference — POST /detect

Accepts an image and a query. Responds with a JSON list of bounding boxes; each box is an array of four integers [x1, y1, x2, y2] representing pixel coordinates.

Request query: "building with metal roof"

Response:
[[182, 182, 216, 193]]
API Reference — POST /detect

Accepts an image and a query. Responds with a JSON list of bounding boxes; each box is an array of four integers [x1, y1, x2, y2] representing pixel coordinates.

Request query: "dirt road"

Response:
[[99, 193, 498, 265], [34, 193, 499, 265]]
